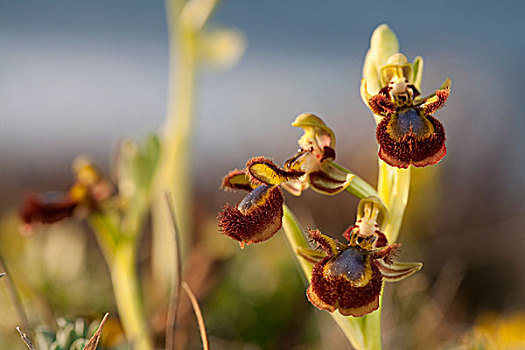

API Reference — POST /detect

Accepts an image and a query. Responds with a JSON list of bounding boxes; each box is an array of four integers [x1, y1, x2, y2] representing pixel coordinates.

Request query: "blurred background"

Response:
[[1, 0, 524, 349]]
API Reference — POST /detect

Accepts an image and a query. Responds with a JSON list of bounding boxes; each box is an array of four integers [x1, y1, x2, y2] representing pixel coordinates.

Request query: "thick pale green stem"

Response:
[[151, 0, 198, 292], [377, 161, 410, 242], [357, 308, 382, 350], [89, 211, 152, 350], [111, 240, 153, 350], [152, 0, 222, 293], [327, 160, 379, 199], [282, 205, 313, 279], [89, 212, 118, 263]]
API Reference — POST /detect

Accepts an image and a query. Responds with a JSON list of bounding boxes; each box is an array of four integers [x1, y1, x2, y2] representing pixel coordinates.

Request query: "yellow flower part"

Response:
[[460, 311, 525, 350]]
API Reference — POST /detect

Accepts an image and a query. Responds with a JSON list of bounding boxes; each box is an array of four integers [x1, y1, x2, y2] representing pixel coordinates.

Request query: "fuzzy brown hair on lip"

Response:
[[217, 185, 284, 248], [376, 114, 446, 168], [307, 254, 383, 317]]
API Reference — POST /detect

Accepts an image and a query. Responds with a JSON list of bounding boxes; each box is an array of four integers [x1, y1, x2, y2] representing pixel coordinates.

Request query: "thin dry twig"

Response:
[[16, 327, 36, 350], [182, 281, 210, 350], [0, 251, 31, 340], [83, 313, 109, 350], [164, 192, 183, 350]]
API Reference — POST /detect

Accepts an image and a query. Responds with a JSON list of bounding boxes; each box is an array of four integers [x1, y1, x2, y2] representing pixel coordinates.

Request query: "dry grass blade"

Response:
[[16, 327, 36, 350], [83, 313, 109, 350], [182, 281, 210, 350], [164, 192, 183, 350], [0, 252, 31, 340]]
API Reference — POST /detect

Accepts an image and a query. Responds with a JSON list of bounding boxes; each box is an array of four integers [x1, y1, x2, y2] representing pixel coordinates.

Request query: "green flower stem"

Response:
[[151, 0, 197, 289], [377, 160, 410, 243], [89, 212, 118, 262], [88, 212, 152, 350], [356, 307, 382, 350], [282, 205, 313, 279], [353, 157, 410, 350], [282, 204, 380, 350], [151, 0, 221, 292], [111, 239, 153, 350], [327, 160, 379, 199]]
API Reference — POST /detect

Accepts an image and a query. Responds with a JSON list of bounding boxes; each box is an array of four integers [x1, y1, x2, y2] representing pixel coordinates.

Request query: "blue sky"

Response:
[[0, 0, 523, 195]]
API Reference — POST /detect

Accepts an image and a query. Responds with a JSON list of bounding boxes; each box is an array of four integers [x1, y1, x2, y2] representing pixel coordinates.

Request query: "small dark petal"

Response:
[[308, 170, 349, 195], [374, 231, 388, 248], [342, 227, 388, 248], [407, 84, 421, 98], [369, 93, 396, 116], [371, 243, 400, 265], [284, 149, 308, 170], [307, 229, 338, 255], [320, 146, 336, 162], [221, 169, 254, 192], [377, 113, 446, 168], [217, 185, 283, 247], [19, 193, 77, 225], [342, 225, 358, 242], [423, 89, 450, 116]]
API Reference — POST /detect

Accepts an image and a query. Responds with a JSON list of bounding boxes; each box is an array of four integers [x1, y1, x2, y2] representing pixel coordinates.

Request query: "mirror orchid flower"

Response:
[[298, 197, 422, 316], [218, 113, 354, 247], [362, 53, 451, 168], [19, 158, 113, 233]]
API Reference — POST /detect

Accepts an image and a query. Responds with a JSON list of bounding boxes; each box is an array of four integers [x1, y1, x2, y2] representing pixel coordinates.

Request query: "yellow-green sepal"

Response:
[[296, 247, 327, 264], [357, 196, 388, 231], [363, 24, 400, 95], [221, 170, 256, 192], [246, 157, 304, 186], [281, 180, 308, 197], [414, 78, 452, 107], [308, 162, 354, 195], [292, 113, 336, 148], [376, 259, 423, 282], [412, 56, 424, 90]]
